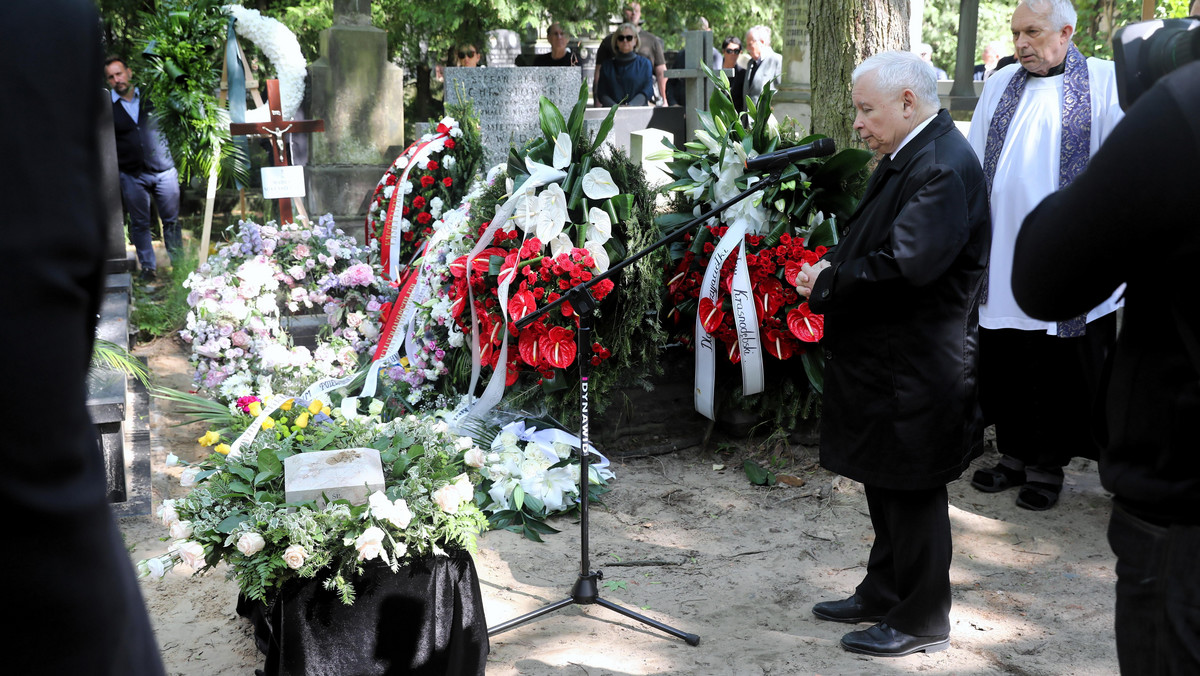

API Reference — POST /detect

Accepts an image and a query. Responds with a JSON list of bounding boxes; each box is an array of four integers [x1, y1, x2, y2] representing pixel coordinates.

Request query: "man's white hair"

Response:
[[1021, 0, 1077, 31], [746, 25, 771, 43], [852, 50, 940, 109]]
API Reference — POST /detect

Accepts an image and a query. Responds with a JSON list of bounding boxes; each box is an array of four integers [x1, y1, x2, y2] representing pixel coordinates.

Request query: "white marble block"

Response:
[[284, 448, 385, 506]]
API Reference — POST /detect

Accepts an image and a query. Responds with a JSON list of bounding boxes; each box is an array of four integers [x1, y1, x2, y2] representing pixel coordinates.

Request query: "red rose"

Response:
[[443, 177, 453, 187], [420, 175, 435, 188]]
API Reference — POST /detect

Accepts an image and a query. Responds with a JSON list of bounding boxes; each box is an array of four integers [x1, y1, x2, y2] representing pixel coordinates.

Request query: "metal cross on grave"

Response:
[[229, 79, 325, 225]]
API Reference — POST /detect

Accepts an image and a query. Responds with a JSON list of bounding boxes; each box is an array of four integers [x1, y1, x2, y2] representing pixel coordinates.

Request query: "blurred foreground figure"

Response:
[[0, 1, 166, 673], [1013, 61, 1200, 675]]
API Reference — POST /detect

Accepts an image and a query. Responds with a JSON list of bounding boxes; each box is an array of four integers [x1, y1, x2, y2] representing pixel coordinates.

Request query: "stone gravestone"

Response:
[[773, 0, 813, 131], [445, 67, 581, 167], [305, 0, 405, 243], [486, 29, 522, 67], [89, 87, 152, 517]]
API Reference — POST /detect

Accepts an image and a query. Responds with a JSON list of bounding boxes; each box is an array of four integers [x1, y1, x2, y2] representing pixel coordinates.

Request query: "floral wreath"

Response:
[[223, 4, 307, 121], [181, 215, 393, 403], [654, 66, 871, 424]]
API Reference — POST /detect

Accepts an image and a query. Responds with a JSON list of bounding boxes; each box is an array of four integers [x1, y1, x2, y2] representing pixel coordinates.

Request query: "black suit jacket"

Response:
[[809, 110, 991, 489], [0, 1, 165, 673]]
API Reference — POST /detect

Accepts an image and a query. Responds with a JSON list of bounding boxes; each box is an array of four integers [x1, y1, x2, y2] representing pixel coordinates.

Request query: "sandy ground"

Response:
[[124, 336, 1120, 675]]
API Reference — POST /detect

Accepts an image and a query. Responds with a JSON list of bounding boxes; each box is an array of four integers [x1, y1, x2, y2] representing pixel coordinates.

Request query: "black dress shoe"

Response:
[[812, 594, 887, 624], [840, 622, 950, 657]]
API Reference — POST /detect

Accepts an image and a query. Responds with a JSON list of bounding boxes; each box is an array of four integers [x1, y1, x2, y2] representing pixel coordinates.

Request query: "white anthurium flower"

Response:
[[536, 183, 569, 242], [581, 167, 619, 200], [548, 232, 574, 258], [586, 207, 612, 244], [694, 129, 723, 155], [585, 241, 610, 273], [524, 158, 569, 187], [552, 132, 572, 169], [511, 191, 541, 233]]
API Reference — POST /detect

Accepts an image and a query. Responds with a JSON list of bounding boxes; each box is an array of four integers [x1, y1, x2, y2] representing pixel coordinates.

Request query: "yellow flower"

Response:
[[214, 443, 232, 455], [280, 398, 294, 411], [262, 417, 276, 430], [400, 356, 410, 369], [295, 412, 310, 429], [321, 406, 331, 416], [307, 399, 323, 414], [247, 401, 263, 417], [198, 430, 220, 447]]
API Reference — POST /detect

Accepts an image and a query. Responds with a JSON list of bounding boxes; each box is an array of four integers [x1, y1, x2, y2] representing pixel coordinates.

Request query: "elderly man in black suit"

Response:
[[795, 50, 990, 657]]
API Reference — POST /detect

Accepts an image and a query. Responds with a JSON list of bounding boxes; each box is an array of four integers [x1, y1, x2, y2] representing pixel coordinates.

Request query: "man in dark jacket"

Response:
[[105, 56, 181, 281], [1013, 60, 1200, 674], [1, 1, 166, 673], [795, 50, 990, 657]]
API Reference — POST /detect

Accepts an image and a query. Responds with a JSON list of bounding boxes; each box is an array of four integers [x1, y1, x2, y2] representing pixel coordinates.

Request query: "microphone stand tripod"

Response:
[[485, 165, 791, 646]]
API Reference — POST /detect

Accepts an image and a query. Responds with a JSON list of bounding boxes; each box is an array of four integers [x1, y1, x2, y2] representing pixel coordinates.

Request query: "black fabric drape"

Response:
[[238, 551, 488, 676]]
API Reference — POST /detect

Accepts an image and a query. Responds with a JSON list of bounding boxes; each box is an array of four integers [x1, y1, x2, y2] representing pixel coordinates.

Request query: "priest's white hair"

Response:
[[1021, 0, 1077, 32], [852, 51, 940, 110]]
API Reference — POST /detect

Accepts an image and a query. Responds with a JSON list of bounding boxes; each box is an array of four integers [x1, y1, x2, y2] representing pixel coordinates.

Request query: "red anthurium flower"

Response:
[[787, 303, 825, 343], [764, 328, 796, 360], [449, 255, 468, 278], [727, 341, 741, 364], [540, 326, 577, 369], [755, 277, 785, 320], [783, 261, 806, 288], [508, 290, 537, 321], [697, 297, 726, 334], [518, 327, 545, 367]]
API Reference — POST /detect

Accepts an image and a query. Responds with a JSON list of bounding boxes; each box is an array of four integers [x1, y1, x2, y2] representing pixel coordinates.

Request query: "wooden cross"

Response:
[[229, 79, 325, 225]]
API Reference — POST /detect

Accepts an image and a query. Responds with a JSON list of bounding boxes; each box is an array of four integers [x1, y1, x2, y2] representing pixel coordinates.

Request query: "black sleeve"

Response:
[[809, 163, 972, 315], [1012, 77, 1199, 320]]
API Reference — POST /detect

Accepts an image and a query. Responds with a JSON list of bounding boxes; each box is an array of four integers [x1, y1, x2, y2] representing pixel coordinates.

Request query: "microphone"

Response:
[[744, 138, 836, 172]]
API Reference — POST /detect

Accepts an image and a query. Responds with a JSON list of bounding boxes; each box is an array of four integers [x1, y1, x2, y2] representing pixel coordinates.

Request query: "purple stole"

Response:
[[982, 43, 1091, 337]]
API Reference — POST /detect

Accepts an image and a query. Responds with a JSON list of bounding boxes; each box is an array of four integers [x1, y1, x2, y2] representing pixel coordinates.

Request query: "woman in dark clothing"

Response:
[[721, 36, 748, 112], [596, 23, 654, 106]]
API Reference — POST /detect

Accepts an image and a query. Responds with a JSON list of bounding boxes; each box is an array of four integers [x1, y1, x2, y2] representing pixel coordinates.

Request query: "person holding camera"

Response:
[[966, 0, 1125, 511], [1013, 54, 1200, 673]]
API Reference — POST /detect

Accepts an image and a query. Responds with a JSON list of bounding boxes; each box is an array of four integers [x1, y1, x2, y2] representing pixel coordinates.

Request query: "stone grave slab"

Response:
[[285, 448, 385, 506], [445, 67, 582, 167]]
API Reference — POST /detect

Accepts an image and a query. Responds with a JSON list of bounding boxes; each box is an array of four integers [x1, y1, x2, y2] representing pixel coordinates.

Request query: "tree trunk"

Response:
[[808, 0, 910, 153]]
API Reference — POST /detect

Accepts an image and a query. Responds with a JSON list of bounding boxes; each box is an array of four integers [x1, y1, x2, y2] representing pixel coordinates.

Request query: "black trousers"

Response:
[[855, 484, 953, 637], [979, 314, 1116, 470], [1108, 503, 1200, 674]]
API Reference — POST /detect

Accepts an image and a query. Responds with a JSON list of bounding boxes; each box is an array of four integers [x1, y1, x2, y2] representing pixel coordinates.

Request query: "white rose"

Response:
[[393, 540, 409, 559], [236, 532, 266, 557], [356, 526, 385, 561], [432, 483, 464, 514], [464, 447, 486, 468], [165, 453, 179, 467], [177, 541, 206, 570], [157, 500, 179, 528], [145, 557, 167, 579], [179, 466, 201, 488], [169, 520, 193, 540], [368, 399, 385, 416], [283, 544, 307, 570]]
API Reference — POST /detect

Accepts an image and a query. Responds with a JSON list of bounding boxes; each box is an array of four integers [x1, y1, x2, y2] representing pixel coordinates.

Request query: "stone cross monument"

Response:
[[305, 0, 405, 242]]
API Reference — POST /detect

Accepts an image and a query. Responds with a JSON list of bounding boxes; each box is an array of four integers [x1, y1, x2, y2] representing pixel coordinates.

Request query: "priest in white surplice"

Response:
[[965, 0, 1124, 511]]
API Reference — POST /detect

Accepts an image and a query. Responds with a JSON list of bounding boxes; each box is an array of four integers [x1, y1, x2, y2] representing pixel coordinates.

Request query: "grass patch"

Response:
[[130, 245, 197, 342]]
